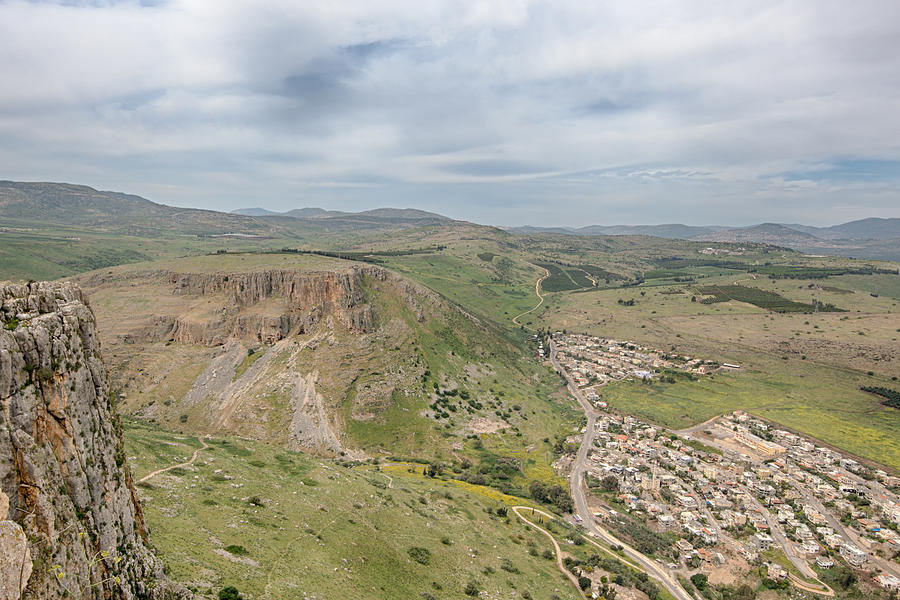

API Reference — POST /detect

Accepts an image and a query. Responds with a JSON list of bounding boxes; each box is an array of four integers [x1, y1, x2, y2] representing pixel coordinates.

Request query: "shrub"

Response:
[[218, 587, 244, 600], [464, 580, 480, 596], [408, 546, 431, 565]]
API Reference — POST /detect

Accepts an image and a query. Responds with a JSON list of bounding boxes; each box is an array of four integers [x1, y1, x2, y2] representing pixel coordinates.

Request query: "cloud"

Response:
[[0, 0, 898, 225]]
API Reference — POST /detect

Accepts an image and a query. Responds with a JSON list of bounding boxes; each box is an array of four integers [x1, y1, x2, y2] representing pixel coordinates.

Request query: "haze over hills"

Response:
[[507, 218, 900, 261], [233, 205, 452, 223]]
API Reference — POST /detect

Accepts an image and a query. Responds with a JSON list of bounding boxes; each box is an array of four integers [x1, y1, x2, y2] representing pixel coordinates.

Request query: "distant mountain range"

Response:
[[0, 181, 453, 237], [506, 218, 900, 261], [1, 180, 897, 262], [232, 206, 450, 223]]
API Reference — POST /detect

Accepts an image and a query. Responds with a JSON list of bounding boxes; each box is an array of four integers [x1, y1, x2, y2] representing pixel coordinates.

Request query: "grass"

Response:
[[124, 422, 581, 600], [232, 350, 263, 381], [598, 366, 900, 470]]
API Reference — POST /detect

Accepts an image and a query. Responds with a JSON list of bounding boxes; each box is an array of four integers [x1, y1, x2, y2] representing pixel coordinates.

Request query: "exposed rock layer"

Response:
[[0, 282, 185, 600], [87, 267, 382, 345]]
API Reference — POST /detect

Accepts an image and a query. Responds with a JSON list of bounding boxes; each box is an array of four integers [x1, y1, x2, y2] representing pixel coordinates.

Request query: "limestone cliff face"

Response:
[[0, 282, 185, 600], [101, 266, 380, 346]]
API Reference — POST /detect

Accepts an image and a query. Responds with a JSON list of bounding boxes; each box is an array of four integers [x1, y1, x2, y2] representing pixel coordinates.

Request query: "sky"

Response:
[[1, 1, 899, 227]]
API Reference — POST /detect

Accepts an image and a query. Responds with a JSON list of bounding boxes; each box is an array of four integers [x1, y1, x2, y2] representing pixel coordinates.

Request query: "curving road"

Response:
[[549, 340, 695, 600], [512, 506, 588, 599], [512, 267, 550, 327]]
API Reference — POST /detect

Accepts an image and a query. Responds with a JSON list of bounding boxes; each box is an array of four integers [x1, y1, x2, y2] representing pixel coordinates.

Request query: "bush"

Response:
[[528, 481, 574, 513], [218, 587, 244, 600], [407, 546, 431, 565], [464, 580, 480, 596], [225, 545, 249, 556]]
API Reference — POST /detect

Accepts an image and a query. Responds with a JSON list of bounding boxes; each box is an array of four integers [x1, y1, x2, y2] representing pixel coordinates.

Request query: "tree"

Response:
[[690, 573, 708, 590], [578, 576, 592, 590], [600, 475, 619, 493]]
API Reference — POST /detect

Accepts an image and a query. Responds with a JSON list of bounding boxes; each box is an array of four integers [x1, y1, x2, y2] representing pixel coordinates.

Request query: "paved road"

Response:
[[787, 477, 900, 579], [742, 489, 819, 580], [549, 340, 695, 600]]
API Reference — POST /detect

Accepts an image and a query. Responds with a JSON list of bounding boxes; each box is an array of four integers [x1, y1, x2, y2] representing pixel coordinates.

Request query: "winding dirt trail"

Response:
[[137, 436, 209, 483], [789, 574, 835, 597], [512, 267, 549, 327], [512, 506, 587, 599]]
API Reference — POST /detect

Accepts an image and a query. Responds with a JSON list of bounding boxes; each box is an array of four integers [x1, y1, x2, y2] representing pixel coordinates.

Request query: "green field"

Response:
[[695, 284, 843, 312], [125, 422, 585, 600], [598, 367, 900, 470]]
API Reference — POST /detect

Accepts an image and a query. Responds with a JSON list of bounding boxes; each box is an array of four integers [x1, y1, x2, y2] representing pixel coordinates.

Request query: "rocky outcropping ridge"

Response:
[[91, 266, 382, 346], [0, 282, 185, 600]]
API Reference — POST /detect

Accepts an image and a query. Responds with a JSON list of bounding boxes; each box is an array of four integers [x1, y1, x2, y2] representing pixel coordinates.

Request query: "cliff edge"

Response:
[[0, 281, 185, 600]]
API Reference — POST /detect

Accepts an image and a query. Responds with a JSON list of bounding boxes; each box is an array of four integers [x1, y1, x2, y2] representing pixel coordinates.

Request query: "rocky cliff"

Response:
[[0, 282, 185, 600], [83, 266, 380, 346]]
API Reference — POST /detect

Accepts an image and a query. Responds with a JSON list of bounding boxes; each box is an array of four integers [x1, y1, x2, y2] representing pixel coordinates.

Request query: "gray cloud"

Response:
[[0, 0, 898, 226]]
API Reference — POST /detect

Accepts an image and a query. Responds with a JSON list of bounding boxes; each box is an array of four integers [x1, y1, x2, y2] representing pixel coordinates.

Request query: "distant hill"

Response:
[[283, 207, 347, 218], [0, 181, 463, 280], [576, 224, 723, 239], [509, 217, 900, 261], [0, 180, 268, 236], [0, 181, 456, 237], [233, 206, 452, 224], [824, 217, 900, 240], [232, 207, 282, 216], [695, 223, 818, 245]]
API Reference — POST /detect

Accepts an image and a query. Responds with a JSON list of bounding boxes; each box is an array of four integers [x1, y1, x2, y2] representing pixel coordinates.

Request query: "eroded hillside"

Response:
[[76, 254, 574, 464]]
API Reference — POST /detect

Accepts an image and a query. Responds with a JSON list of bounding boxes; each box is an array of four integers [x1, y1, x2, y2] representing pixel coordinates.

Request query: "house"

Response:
[[767, 563, 788, 581], [753, 533, 774, 550], [801, 540, 820, 555], [816, 556, 834, 569], [875, 574, 900, 591], [839, 543, 866, 567]]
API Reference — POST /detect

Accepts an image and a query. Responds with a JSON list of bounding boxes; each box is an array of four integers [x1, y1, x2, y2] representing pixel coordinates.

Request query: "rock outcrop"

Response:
[[0, 282, 185, 600], [101, 267, 381, 346], [0, 489, 31, 600]]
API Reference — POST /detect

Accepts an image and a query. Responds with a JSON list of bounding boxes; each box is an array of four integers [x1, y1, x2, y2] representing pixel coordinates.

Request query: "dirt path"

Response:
[[137, 436, 209, 483], [512, 267, 549, 327], [789, 574, 834, 597], [672, 414, 724, 436], [512, 506, 587, 599]]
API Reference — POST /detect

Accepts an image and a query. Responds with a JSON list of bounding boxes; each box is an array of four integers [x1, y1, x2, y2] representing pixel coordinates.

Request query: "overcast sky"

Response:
[[1, 1, 899, 226]]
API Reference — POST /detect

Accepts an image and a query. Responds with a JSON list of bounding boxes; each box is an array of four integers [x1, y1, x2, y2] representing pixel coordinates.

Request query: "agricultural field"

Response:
[[694, 284, 842, 312], [124, 422, 586, 600]]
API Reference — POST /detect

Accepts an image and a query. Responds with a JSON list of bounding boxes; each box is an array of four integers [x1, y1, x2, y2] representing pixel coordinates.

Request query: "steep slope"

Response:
[[75, 254, 571, 463], [0, 281, 185, 600]]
